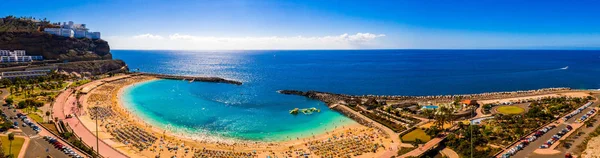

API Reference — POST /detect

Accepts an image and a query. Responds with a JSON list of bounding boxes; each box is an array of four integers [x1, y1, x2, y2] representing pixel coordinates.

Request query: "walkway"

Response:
[[440, 147, 460, 158], [53, 77, 129, 158]]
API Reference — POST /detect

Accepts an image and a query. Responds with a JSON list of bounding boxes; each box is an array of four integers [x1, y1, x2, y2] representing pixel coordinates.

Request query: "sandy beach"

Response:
[[76, 75, 394, 158]]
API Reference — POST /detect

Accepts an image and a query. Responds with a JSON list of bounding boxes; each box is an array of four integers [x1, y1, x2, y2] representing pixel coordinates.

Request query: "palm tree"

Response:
[[434, 108, 446, 130], [45, 111, 51, 123], [8, 133, 14, 156], [423, 109, 434, 121], [77, 102, 83, 115], [445, 106, 455, 126]]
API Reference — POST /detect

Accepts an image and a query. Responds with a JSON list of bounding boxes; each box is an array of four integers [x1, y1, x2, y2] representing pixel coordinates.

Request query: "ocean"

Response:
[[113, 50, 600, 141]]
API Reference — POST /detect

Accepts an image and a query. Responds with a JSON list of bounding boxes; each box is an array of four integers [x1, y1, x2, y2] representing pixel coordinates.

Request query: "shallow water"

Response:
[[121, 79, 354, 141]]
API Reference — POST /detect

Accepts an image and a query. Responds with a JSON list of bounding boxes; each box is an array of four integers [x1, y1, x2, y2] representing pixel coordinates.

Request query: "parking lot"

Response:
[[1, 105, 83, 158], [509, 102, 597, 158]]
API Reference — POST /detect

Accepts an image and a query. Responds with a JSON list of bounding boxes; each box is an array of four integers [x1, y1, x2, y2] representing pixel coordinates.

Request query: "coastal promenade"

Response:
[[53, 76, 130, 158]]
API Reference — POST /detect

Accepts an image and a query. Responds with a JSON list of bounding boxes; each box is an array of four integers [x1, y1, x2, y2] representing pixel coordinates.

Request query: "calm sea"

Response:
[[113, 50, 600, 141]]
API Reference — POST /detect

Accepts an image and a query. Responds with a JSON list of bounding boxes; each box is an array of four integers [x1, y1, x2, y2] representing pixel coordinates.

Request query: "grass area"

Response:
[[397, 147, 416, 156], [401, 128, 431, 143], [1, 135, 25, 157], [27, 113, 44, 123], [9, 91, 58, 104], [73, 79, 91, 87], [41, 123, 59, 134], [496, 105, 525, 115], [420, 122, 453, 129]]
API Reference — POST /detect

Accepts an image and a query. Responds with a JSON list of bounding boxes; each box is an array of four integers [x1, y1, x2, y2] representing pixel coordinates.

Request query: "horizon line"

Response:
[[111, 48, 600, 51]]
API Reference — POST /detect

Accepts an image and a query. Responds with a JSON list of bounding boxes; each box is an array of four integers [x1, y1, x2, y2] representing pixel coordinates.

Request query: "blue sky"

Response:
[[2, 0, 600, 49]]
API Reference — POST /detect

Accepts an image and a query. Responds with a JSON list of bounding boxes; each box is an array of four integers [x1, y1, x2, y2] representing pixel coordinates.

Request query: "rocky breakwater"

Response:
[[141, 73, 243, 85], [278, 90, 350, 104]]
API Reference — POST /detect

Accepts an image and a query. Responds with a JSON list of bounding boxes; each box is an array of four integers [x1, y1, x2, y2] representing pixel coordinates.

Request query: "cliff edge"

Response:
[[0, 16, 127, 75], [0, 32, 111, 61], [0, 16, 111, 61]]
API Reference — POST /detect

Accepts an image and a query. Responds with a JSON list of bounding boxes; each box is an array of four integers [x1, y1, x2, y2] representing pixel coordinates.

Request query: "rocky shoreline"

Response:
[[278, 90, 349, 104], [279, 87, 575, 105]]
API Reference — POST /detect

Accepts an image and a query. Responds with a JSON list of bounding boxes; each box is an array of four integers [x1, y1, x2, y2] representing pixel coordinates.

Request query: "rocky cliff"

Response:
[[0, 16, 127, 75], [58, 60, 128, 75], [0, 32, 111, 61]]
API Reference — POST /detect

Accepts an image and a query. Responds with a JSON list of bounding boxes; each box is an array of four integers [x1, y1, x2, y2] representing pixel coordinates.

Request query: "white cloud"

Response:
[[106, 33, 386, 50], [132, 33, 164, 40], [168, 33, 196, 40]]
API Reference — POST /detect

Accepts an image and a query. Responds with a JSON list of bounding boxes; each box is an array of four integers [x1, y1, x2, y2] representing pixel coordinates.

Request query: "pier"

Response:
[[139, 72, 242, 85]]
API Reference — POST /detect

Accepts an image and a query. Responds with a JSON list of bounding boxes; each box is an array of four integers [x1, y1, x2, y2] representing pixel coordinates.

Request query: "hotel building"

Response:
[[0, 50, 44, 63], [44, 21, 101, 39], [0, 69, 51, 80]]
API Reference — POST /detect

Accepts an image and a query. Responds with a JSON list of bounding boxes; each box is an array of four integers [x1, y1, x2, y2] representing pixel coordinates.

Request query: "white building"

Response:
[[0, 70, 51, 80], [87, 32, 101, 39], [74, 29, 88, 38], [44, 28, 74, 38], [0, 50, 43, 63], [44, 21, 101, 39]]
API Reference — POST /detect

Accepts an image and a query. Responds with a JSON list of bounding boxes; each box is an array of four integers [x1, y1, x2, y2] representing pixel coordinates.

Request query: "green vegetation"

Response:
[[401, 128, 431, 143], [482, 97, 588, 146], [482, 104, 495, 114], [437, 96, 590, 157], [446, 124, 500, 158], [0, 15, 52, 33], [0, 111, 13, 132], [496, 105, 525, 115], [575, 118, 600, 155], [72, 79, 91, 87], [70, 139, 97, 157], [1, 134, 24, 158], [27, 113, 44, 123], [1, 72, 69, 111], [346, 103, 407, 132], [397, 146, 416, 156], [40, 123, 59, 134]]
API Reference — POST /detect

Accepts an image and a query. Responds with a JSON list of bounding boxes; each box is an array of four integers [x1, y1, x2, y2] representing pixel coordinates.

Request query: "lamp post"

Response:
[[96, 101, 99, 156], [470, 106, 474, 158]]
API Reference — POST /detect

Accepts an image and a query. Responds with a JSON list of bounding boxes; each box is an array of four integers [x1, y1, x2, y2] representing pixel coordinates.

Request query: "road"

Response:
[[510, 101, 598, 158], [0, 89, 73, 158], [399, 136, 447, 158]]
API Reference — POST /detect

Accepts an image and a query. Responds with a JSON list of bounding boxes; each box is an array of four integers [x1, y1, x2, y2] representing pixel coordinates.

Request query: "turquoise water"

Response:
[[112, 50, 600, 142], [121, 79, 354, 142], [422, 105, 439, 110]]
